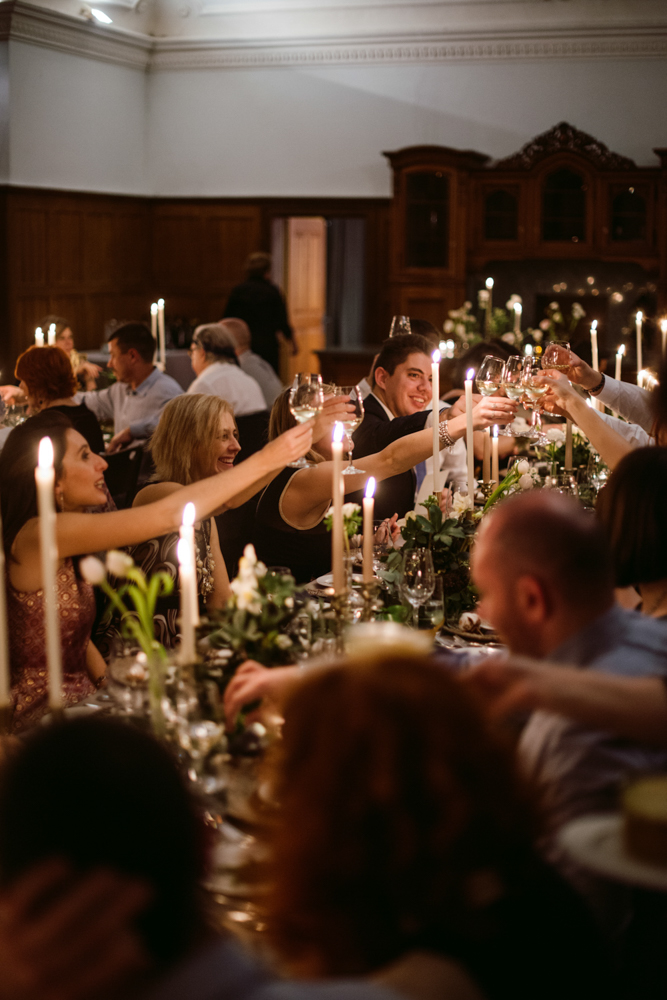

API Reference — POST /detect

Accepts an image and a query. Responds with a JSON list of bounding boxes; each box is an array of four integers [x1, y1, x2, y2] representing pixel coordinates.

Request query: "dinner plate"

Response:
[[441, 624, 501, 643], [315, 572, 364, 588], [558, 814, 667, 892]]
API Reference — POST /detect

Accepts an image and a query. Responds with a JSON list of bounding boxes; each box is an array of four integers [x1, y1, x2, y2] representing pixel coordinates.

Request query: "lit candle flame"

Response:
[[182, 501, 195, 527], [637, 311, 643, 322], [365, 477, 376, 499], [513, 302, 522, 314], [157, 298, 165, 308], [617, 344, 625, 357], [591, 320, 598, 332], [432, 349, 441, 364], [333, 422, 345, 444], [492, 425, 499, 439], [150, 303, 158, 315], [660, 319, 667, 334], [485, 277, 494, 289], [38, 437, 54, 469], [466, 368, 475, 381]]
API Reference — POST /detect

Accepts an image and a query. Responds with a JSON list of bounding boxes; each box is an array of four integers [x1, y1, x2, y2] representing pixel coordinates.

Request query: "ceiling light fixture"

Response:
[[80, 5, 113, 23]]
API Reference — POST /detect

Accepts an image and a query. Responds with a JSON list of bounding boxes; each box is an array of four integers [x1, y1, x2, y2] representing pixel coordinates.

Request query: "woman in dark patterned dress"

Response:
[[0, 409, 313, 731]]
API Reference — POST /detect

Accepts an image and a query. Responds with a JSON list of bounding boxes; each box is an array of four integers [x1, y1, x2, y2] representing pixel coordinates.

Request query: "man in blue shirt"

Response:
[[78, 322, 182, 453]]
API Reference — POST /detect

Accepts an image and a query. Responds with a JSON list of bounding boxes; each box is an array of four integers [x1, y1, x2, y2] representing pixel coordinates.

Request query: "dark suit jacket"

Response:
[[223, 277, 293, 374], [347, 393, 429, 520]]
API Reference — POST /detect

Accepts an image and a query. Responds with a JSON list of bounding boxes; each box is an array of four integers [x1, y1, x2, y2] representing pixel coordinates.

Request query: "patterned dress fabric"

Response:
[[8, 559, 96, 732]]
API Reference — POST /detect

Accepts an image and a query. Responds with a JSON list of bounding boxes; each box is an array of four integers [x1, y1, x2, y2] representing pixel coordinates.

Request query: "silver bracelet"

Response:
[[439, 419, 455, 449]]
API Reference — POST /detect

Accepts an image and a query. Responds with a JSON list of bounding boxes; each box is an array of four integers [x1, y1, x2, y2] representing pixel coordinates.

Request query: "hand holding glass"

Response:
[[289, 374, 324, 468]]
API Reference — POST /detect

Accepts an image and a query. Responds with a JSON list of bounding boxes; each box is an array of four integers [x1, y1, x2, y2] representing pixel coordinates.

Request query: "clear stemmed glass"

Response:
[[542, 340, 571, 375], [399, 549, 435, 629], [477, 355, 511, 435], [335, 385, 365, 474], [416, 576, 445, 637], [521, 357, 548, 442], [389, 316, 411, 337], [289, 373, 324, 468]]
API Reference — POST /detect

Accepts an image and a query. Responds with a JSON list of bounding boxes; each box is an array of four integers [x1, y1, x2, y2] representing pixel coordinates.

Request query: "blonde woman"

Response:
[[127, 393, 278, 647]]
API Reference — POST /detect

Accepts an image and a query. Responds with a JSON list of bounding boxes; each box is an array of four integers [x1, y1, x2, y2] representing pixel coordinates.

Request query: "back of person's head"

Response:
[[652, 354, 667, 445], [109, 322, 155, 364], [219, 317, 251, 350], [480, 492, 614, 613], [38, 315, 71, 339], [0, 410, 72, 558], [0, 718, 207, 966], [371, 334, 432, 386], [246, 251, 272, 279], [596, 447, 667, 588], [263, 655, 537, 976], [151, 393, 235, 485], [15, 346, 77, 404], [408, 319, 440, 347], [193, 324, 239, 366]]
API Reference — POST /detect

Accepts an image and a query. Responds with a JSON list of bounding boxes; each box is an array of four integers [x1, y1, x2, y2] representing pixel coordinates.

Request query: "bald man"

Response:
[[472, 491, 667, 845], [219, 317, 283, 409]]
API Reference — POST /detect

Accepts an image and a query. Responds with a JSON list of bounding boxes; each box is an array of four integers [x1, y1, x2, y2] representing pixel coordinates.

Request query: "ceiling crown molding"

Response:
[[152, 25, 667, 71], [0, 1, 151, 70]]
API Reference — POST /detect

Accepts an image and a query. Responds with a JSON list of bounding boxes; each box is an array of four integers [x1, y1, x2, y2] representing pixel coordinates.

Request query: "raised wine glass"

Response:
[[477, 355, 511, 435], [542, 340, 571, 375], [289, 373, 324, 468], [335, 385, 365, 474], [389, 316, 411, 337], [399, 549, 435, 629], [521, 356, 548, 442]]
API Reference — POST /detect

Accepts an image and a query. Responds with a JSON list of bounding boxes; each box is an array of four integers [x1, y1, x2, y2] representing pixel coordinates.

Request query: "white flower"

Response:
[[506, 294, 522, 309], [451, 492, 473, 518], [533, 330, 543, 342], [539, 319, 551, 331], [501, 332, 515, 344], [284, 596, 294, 609], [571, 302, 586, 318], [478, 289, 490, 305], [231, 579, 260, 611], [404, 510, 417, 522], [549, 301, 559, 310], [459, 611, 481, 632], [275, 634, 293, 649], [242, 544, 257, 566], [517, 460, 530, 474], [80, 555, 107, 585], [463, 301, 472, 310], [106, 550, 134, 577], [455, 324, 466, 337], [342, 502, 361, 518], [255, 561, 267, 578], [519, 474, 534, 490], [545, 426, 566, 444], [443, 319, 455, 333]]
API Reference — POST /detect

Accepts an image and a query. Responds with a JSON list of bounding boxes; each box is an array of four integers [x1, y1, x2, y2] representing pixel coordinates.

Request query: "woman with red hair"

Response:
[[13, 345, 104, 452], [260, 656, 614, 1000]]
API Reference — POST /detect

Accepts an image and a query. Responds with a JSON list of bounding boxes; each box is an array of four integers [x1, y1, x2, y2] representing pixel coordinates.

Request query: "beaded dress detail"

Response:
[[8, 559, 96, 732]]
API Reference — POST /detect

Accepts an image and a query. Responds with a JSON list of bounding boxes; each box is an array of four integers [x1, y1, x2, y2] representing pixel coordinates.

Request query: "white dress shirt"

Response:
[[596, 377, 654, 434], [187, 362, 266, 416]]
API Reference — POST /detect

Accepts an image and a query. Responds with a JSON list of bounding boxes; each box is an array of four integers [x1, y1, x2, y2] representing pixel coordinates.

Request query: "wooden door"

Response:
[[282, 217, 326, 383]]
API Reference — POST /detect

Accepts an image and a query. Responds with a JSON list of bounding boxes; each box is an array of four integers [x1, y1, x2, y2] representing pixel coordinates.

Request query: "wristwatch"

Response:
[[589, 373, 605, 396]]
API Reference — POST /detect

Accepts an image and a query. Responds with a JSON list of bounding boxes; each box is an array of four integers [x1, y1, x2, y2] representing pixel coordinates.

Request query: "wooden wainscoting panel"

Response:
[[15, 208, 48, 287], [49, 210, 84, 286]]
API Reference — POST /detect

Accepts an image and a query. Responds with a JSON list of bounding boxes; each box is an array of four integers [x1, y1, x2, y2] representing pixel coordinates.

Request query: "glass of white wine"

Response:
[[389, 315, 411, 337], [521, 357, 549, 441], [416, 576, 445, 638], [335, 385, 365, 474], [542, 341, 571, 374], [477, 355, 512, 434], [289, 373, 324, 468], [399, 549, 435, 630]]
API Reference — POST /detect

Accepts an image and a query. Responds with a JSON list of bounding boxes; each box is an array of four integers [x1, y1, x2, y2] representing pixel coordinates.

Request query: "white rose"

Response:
[[545, 426, 566, 444], [275, 634, 292, 649], [455, 324, 466, 337], [519, 474, 534, 491], [106, 550, 134, 577], [80, 556, 107, 585], [517, 460, 530, 474], [463, 301, 472, 310], [533, 330, 543, 342], [443, 319, 455, 333], [255, 561, 267, 578], [342, 502, 361, 518], [451, 493, 473, 518], [242, 544, 257, 566], [501, 332, 515, 344], [404, 510, 417, 522], [549, 301, 559, 310], [539, 319, 551, 331]]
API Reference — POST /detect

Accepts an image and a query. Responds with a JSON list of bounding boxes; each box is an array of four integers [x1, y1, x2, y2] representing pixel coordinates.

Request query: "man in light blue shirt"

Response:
[[78, 322, 182, 453]]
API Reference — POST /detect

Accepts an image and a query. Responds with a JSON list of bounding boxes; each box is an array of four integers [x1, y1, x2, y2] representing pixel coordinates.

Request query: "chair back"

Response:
[[103, 446, 144, 509]]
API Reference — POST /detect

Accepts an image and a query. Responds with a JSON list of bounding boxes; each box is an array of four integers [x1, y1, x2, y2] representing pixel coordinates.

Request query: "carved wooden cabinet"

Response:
[[385, 124, 666, 333]]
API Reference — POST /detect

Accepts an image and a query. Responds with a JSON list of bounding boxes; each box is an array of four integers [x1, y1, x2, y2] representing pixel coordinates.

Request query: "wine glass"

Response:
[[477, 355, 512, 435], [416, 576, 445, 637], [399, 549, 435, 629], [389, 316, 411, 337], [521, 357, 548, 442], [335, 385, 365, 474], [542, 341, 571, 375], [289, 373, 324, 468]]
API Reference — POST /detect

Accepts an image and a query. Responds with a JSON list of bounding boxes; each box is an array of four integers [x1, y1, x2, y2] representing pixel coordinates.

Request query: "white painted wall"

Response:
[[147, 57, 667, 198], [9, 40, 147, 193], [0, 43, 9, 184]]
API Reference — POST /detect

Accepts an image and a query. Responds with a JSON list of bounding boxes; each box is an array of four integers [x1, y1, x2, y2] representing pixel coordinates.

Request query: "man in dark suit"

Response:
[[349, 334, 515, 520], [223, 252, 296, 374]]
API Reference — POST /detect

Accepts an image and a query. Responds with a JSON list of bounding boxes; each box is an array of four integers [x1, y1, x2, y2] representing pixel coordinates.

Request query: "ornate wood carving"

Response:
[[493, 121, 637, 171]]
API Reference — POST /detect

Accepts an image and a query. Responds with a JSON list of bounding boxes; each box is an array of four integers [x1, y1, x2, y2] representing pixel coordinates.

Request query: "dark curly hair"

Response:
[[260, 655, 540, 977], [15, 345, 77, 403]]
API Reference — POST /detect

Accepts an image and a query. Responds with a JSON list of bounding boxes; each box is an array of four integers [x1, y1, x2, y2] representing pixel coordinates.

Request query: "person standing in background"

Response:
[[223, 252, 296, 374]]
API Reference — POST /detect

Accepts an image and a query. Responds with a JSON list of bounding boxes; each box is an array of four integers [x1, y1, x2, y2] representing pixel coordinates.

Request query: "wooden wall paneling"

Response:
[[206, 206, 261, 296], [284, 216, 326, 381]]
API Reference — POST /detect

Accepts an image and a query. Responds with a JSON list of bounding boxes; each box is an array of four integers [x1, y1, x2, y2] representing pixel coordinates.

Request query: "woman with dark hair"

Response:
[[0, 411, 312, 730], [261, 656, 614, 1000], [13, 345, 104, 452], [596, 446, 667, 619]]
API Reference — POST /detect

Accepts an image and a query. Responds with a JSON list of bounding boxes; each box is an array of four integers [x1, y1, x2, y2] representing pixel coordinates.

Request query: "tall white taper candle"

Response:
[[35, 437, 62, 711], [590, 320, 599, 372], [482, 427, 491, 484], [464, 369, 475, 502], [178, 501, 198, 664], [35, 327, 44, 347], [47, 324, 56, 346], [431, 350, 441, 494], [565, 420, 573, 471], [513, 302, 522, 336], [661, 320, 667, 358], [150, 302, 158, 355], [491, 426, 499, 485], [636, 311, 643, 385], [332, 423, 345, 594], [362, 477, 375, 585], [157, 298, 166, 370], [615, 345, 625, 383]]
